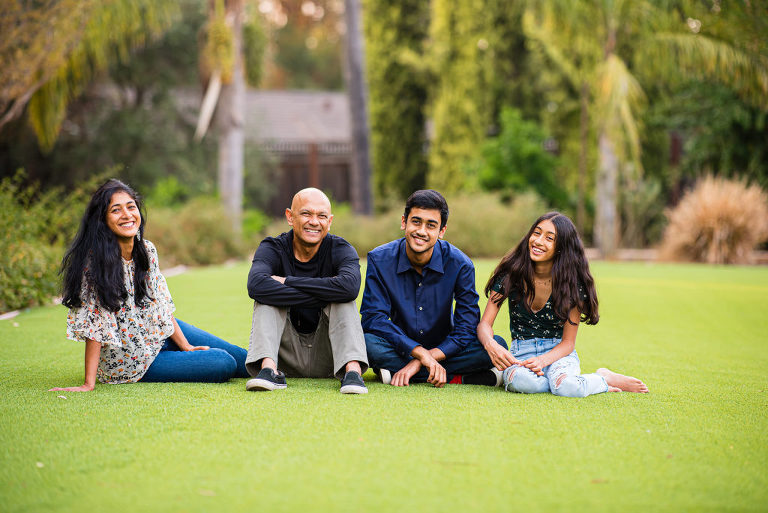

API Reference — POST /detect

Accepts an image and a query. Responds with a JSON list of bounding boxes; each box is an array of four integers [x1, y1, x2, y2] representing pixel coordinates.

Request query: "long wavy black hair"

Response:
[[61, 179, 150, 312], [484, 212, 599, 325]]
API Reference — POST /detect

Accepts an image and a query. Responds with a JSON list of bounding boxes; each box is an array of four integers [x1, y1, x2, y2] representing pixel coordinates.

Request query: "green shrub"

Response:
[[0, 171, 98, 312], [659, 176, 768, 264], [145, 197, 249, 266], [262, 191, 549, 259], [0, 242, 61, 312], [242, 208, 270, 240], [477, 107, 568, 209]]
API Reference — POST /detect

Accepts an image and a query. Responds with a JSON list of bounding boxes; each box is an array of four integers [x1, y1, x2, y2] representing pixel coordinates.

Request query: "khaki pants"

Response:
[[245, 301, 369, 379]]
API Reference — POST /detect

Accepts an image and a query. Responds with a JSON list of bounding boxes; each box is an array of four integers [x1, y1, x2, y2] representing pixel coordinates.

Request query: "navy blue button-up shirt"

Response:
[[361, 238, 480, 358]]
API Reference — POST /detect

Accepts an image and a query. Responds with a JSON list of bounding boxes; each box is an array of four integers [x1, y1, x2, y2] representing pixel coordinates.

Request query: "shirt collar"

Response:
[[396, 238, 445, 275]]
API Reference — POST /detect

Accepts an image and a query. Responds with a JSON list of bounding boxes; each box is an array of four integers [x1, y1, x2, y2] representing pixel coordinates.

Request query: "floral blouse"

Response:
[[66, 240, 175, 384]]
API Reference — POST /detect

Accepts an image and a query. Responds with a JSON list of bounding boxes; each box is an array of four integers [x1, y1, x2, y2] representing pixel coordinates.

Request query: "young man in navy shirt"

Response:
[[361, 190, 508, 387]]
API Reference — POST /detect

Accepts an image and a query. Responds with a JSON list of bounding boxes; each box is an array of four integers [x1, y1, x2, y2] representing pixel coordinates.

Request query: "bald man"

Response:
[[244, 188, 369, 394]]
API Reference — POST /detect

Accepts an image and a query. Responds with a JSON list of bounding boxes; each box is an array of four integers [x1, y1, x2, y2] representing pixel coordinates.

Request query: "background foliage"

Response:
[[2, 0, 768, 312], [363, 0, 429, 203], [0, 172, 104, 312]]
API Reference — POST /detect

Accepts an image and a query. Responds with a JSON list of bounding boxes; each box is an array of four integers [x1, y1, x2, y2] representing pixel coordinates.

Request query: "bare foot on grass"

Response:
[[597, 368, 649, 393]]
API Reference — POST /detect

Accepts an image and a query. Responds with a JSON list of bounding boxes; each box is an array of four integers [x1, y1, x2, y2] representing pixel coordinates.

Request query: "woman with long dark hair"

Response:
[[50, 179, 248, 392], [477, 212, 648, 397]]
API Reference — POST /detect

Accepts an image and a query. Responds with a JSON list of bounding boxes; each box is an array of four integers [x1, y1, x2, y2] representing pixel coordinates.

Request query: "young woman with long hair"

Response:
[[477, 212, 648, 397], [50, 179, 248, 392]]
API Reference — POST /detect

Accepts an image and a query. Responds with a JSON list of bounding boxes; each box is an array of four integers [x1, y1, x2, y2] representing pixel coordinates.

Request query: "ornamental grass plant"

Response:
[[659, 175, 768, 264]]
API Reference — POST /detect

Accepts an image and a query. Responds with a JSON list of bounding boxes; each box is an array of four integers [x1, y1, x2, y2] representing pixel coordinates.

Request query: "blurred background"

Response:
[[1, 0, 767, 312]]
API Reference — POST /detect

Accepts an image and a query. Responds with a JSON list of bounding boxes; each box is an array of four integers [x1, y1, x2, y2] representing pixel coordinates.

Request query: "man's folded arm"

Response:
[[284, 243, 361, 303], [247, 243, 320, 307]]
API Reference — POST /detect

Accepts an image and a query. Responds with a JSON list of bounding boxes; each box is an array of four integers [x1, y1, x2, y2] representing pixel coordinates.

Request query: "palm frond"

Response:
[[1, 0, 179, 151], [596, 53, 646, 170], [652, 32, 768, 109]]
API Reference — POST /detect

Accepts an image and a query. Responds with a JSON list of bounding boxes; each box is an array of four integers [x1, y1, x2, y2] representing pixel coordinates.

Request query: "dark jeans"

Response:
[[364, 333, 508, 381], [140, 319, 248, 383]]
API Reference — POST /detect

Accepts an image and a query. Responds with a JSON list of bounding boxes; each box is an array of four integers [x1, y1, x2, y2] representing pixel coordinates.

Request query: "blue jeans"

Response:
[[140, 319, 249, 383], [364, 333, 507, 382], [502, 337, 608, 398]]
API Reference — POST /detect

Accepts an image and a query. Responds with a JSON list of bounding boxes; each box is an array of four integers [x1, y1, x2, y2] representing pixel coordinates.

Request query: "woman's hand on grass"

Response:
[[522, 356, 547, 376], [49, 384, 95, 392]]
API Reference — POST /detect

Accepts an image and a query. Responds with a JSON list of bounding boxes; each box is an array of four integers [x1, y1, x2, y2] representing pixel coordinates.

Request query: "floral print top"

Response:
[[492, 278, 586, 340], [66, 240, 175, 384]]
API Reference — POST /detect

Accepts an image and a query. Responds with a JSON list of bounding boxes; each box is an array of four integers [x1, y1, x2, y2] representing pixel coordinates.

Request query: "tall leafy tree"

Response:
[[0, 0, 179, 151], [427, 0, 496, 193], [524, 0, 768, 256], [363, 0, 429, 201]]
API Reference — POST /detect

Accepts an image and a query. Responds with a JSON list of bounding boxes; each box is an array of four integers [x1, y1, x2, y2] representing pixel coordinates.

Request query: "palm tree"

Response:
[[195, 0, 246, 233], [0, 0, 179, 151], [524, 0, 768, 256]]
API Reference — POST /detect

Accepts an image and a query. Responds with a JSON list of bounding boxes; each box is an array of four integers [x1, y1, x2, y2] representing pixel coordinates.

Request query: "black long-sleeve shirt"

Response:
[[247, 231, 361, 332]]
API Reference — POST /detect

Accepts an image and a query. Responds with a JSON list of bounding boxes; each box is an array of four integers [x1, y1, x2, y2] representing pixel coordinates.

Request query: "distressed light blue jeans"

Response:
[[502, 337, 608, 398]]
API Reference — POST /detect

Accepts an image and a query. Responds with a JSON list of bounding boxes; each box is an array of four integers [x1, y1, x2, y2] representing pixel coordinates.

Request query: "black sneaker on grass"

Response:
[[340, 371, 368, 394], [245, 368, 287, 391], [461, 368, 502, 387]]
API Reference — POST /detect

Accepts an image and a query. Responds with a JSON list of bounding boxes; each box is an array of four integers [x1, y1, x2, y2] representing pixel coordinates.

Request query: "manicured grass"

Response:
[[1, 260, 767, 512]]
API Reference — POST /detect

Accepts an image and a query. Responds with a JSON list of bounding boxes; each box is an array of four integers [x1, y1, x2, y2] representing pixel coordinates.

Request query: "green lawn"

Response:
[[1, 260, 767, 512]]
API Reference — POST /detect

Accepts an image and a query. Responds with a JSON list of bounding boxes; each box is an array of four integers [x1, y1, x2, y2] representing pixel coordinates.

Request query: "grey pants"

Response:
[[245, 301, 369, 379]]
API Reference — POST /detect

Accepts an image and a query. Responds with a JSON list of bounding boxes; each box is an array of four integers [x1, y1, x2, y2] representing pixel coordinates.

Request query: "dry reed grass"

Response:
[[659, 176, 768, 264]]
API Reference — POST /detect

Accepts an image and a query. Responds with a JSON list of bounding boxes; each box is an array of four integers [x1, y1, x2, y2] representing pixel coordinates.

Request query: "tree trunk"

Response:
[[343, 0, 372, 215], [216, 0, 244, 234], [595, 131, 619, 257], [577, 81, 589, 235]]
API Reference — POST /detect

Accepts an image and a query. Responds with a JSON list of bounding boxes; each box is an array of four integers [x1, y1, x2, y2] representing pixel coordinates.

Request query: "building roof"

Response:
[[245, 90, 350, 145], [174, 88, 351, 154]]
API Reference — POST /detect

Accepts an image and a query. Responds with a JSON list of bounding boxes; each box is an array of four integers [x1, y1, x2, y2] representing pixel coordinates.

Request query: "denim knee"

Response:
[[364, 333, 390, 363], [503, 366, 548, 394], [204, 349, 238, 382], [550, 375, 588, 398]]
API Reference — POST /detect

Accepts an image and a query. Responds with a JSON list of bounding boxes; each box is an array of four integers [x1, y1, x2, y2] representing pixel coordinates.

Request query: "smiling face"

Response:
[[286, 188, 333, 250], [401, 207, 446, 264], [105, 191, 141, 240], [528, 218, 557, 263]]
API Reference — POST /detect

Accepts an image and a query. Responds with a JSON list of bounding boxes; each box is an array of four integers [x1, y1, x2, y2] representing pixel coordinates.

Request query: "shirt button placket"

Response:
[[416, 280, 423, 337]]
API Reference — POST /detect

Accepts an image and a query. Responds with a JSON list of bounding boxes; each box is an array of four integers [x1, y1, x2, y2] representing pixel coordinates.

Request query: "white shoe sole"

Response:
[[379, 368, 392, 385], [340, 384, 368, 394], [491, 368, 503, 387], [339, 385, 368, 394], [245, 378, 287, 391]]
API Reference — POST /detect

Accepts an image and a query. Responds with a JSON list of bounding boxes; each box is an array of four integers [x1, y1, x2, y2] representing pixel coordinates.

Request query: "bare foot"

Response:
[[597, 368, 649, 393]]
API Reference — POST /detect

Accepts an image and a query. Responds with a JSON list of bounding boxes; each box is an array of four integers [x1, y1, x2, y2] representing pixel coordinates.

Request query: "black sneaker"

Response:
[[340, 371, 368, 394], [461, 368, 502, 387], [245, 368, 287, 391]]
